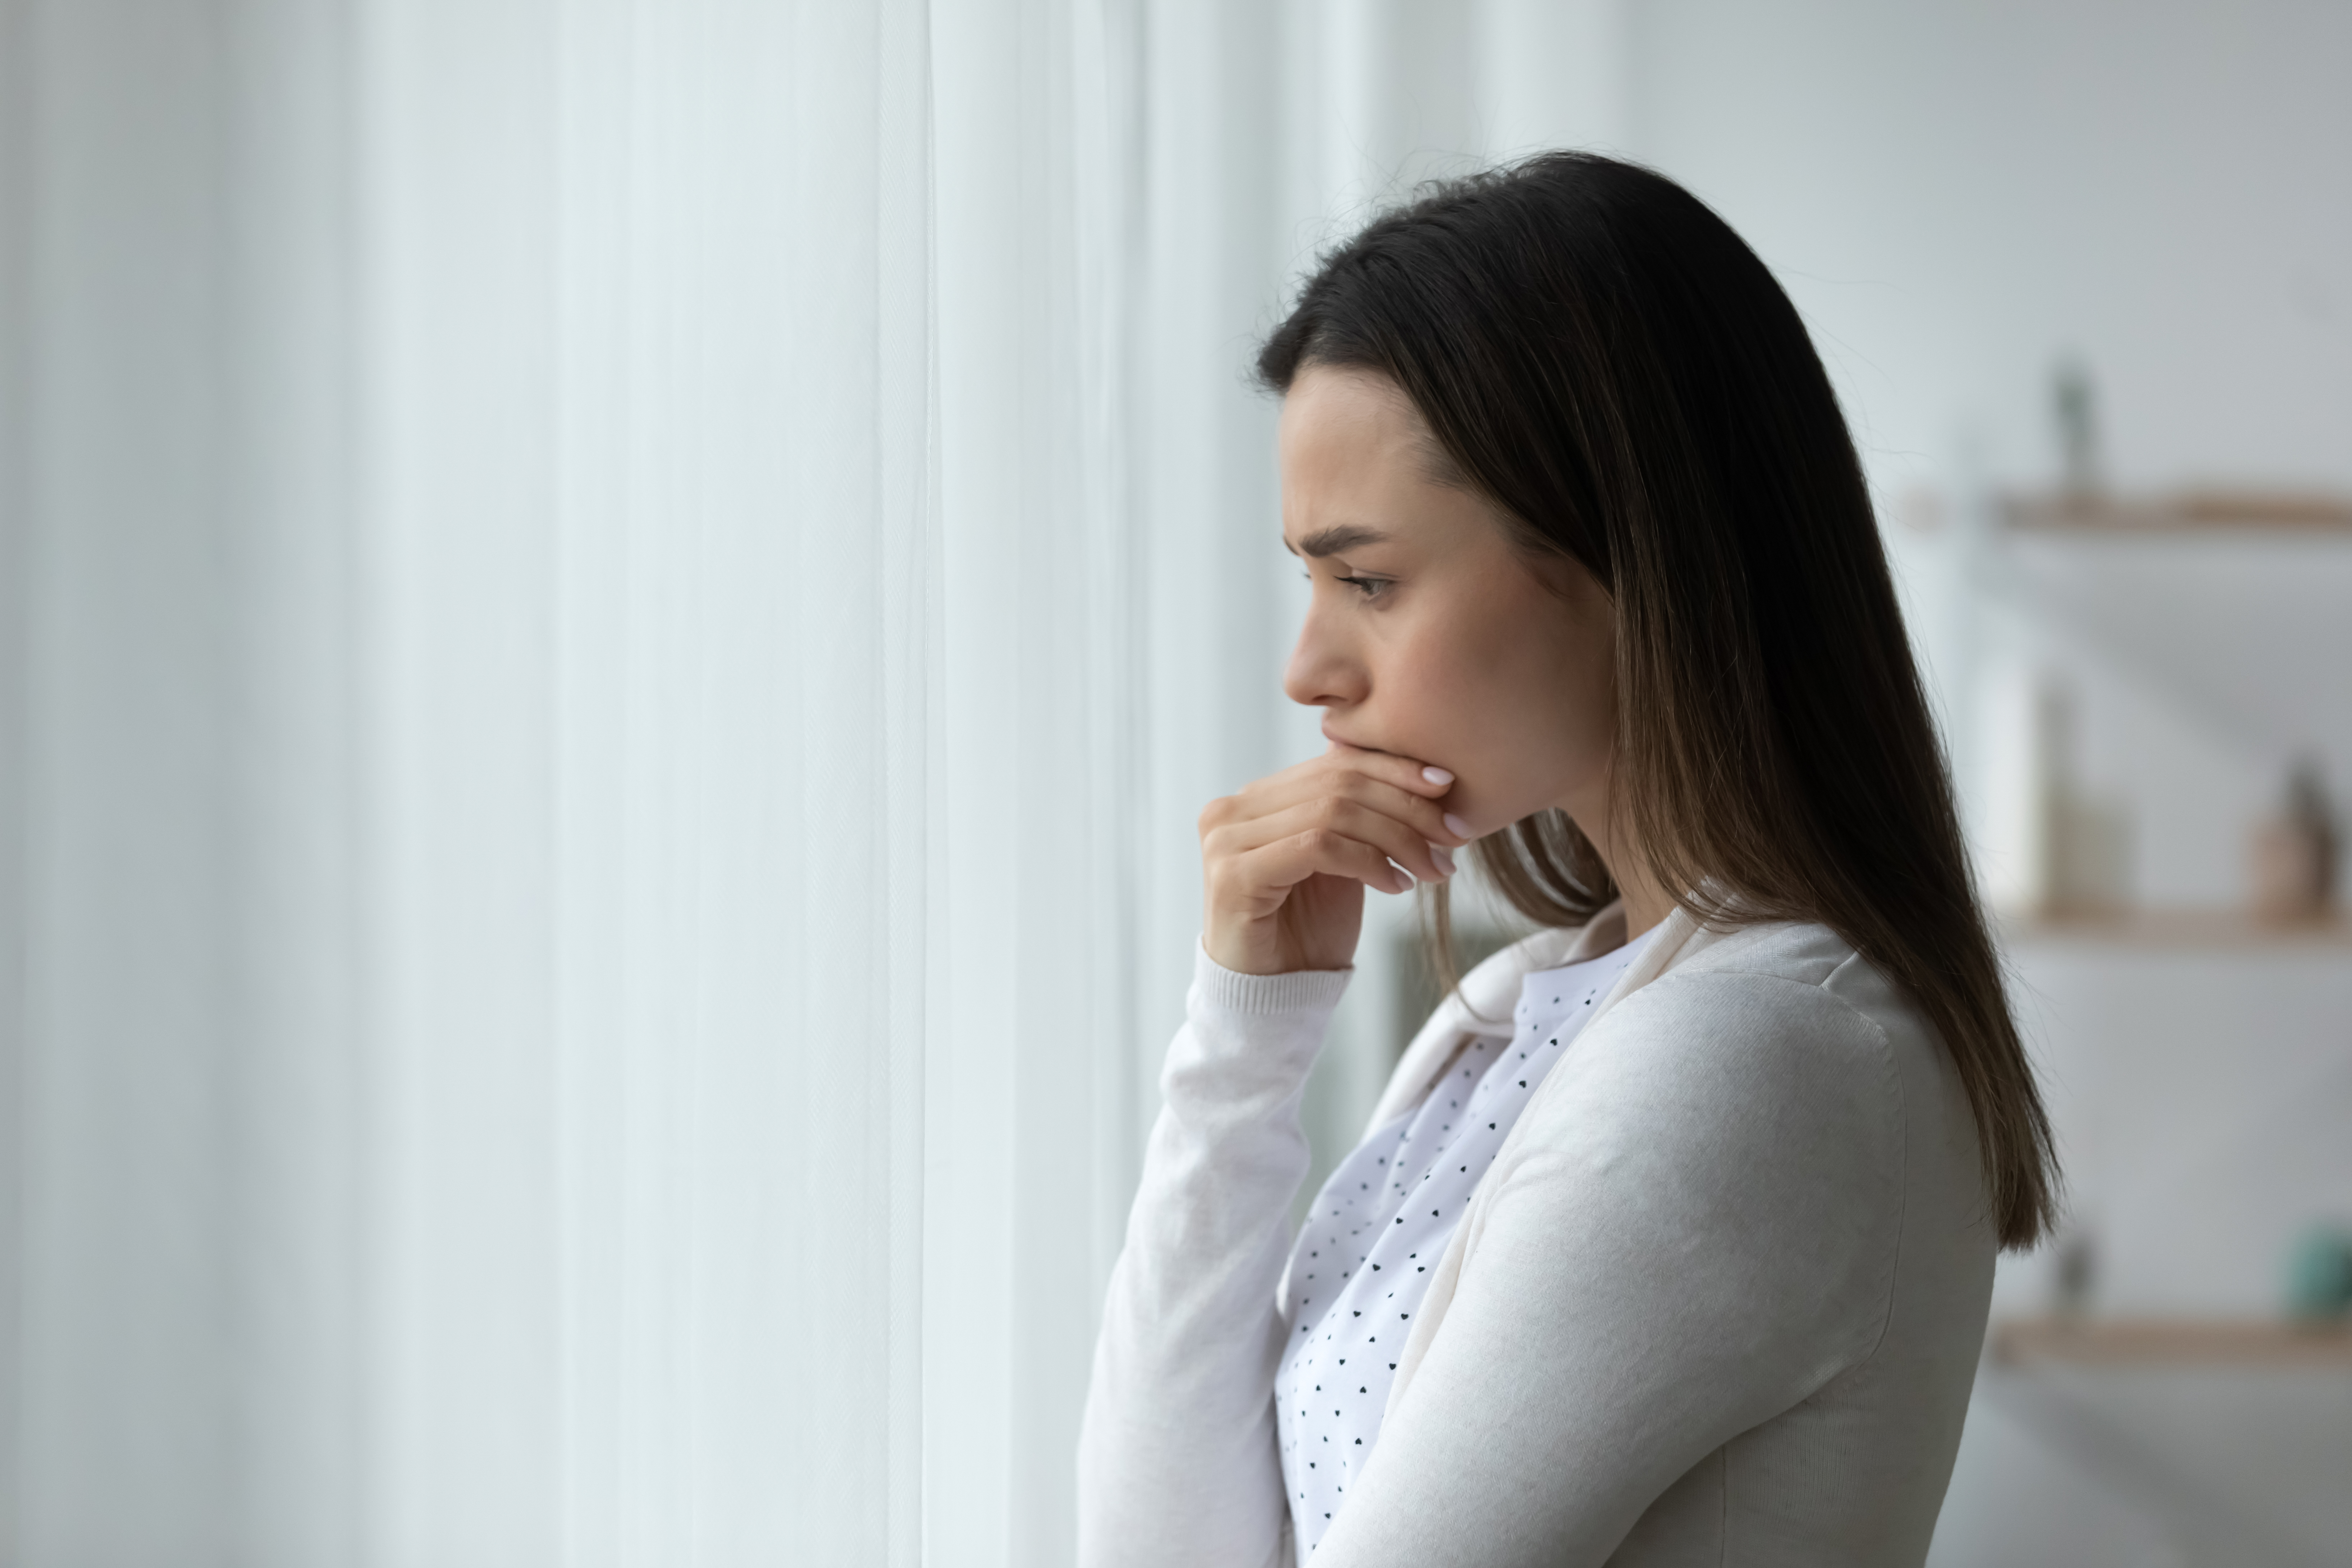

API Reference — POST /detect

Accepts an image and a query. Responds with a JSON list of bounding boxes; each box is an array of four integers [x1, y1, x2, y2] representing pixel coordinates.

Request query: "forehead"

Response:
[[1278, 368, 1456, 538], [1278, 365, 1425, 456]]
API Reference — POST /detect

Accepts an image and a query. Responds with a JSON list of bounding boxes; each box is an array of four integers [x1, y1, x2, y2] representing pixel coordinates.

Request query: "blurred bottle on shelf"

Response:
[[1985, 671, 2133, 918], [2038, 678, 2132, 916], [2051, 357, 2103, 509], [2052, 1225, 2097, 1321], [1982, 667, 2136, 918], [2283, 1223, 2352, 1323], [2249, 758, 2340, 924]]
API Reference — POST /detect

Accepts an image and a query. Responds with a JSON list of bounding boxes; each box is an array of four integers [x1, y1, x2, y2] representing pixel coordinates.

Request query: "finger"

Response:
[[1212, 795, 1454, 884], [1232, 739, 1453, 812], [1320, 737, 1458, 798], [1237, 767, 1470, 849], [1234, 824, 1415, 900]]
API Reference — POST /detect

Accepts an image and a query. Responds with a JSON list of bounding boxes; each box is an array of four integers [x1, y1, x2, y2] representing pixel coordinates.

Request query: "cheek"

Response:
[[1541, 614, 1617, 760], [1392, 589, 1615, 825]]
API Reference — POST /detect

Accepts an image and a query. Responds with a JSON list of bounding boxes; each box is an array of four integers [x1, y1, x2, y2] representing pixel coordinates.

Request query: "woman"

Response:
[[1077, 154, 2058, 1568]]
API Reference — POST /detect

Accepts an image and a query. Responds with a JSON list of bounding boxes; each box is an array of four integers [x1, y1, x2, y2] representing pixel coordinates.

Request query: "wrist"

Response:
[[1201, 925, 1280, 976], [1192, 936, 1352, 1013]]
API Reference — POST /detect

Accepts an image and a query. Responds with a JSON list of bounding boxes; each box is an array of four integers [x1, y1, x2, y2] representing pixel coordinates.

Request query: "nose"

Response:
[[1282, 596, 1368, 711]]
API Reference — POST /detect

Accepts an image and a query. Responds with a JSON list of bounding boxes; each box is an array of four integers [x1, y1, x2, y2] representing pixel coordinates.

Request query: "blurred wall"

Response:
[[1633, 0, 2352, 498]]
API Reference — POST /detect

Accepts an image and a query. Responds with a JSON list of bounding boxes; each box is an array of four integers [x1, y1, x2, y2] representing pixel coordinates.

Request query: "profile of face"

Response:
[[1279, 366, 1620, 845]]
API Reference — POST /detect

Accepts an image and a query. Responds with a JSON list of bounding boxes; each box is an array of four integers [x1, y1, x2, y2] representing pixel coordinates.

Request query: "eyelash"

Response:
[[1303, 569, 1395, 603]]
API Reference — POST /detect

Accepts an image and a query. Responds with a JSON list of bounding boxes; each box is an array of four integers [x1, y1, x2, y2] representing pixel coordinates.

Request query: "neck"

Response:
[[1612, 870, 1677, 941], [1563, 781, 1676, 941]]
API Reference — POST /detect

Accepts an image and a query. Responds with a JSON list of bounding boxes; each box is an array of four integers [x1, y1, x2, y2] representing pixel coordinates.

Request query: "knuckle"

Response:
[[1207, 856, 1258, 901]]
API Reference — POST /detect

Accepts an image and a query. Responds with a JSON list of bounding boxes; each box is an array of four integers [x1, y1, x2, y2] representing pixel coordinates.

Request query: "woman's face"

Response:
[[1278, 365, 1619, 841]]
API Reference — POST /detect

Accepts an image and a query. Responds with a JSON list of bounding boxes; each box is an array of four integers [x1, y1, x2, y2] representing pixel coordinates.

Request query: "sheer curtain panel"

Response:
[[5, 0, 1146, 1562], [365, 0, 1143, 1560]]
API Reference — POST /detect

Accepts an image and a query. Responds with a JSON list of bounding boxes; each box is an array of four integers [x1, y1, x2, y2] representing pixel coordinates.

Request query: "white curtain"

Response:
[[0, 1, 1622, 1562]]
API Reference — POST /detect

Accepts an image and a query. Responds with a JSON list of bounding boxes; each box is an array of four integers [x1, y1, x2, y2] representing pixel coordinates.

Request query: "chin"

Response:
[[1460, 794, 1550, 842], [1446, 791, 1499, 839]]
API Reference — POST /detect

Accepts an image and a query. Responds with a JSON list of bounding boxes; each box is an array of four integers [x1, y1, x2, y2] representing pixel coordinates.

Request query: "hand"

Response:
[[1197, 741, 1472, 975]]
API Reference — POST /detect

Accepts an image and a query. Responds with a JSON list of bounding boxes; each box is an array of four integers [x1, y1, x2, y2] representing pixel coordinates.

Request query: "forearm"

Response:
[[1077, 945, 1349, 1568]]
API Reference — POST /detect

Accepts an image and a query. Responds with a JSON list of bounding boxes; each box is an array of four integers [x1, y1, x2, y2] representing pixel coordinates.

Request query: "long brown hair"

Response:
[[1257, 153, 2059, 1250]]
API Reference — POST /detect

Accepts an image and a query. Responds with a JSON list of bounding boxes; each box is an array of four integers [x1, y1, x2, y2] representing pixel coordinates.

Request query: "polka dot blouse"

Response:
[[1273, 927, 1654, 1560]]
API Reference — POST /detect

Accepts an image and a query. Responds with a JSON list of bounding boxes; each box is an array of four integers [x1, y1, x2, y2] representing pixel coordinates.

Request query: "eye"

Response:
[[1297, 567, 1396, 603]]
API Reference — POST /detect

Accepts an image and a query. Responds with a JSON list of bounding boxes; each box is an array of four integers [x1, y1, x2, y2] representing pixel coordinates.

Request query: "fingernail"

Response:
[[1422, 765, 1453, 786], [1390, 860, 1416, 888], [1443, 813, 1471, 838], [1429, 842, 1456, 876]]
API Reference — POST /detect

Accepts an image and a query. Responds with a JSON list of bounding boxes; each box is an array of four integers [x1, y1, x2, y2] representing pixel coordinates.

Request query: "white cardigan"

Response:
[[1077, 904, 1997, 1567]]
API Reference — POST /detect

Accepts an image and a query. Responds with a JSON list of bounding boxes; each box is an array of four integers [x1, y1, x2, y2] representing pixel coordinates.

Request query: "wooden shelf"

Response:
[[1991, 1317, 2352, 1368], [2000, 908, 2352, 950], [2003, 491, 2352, 535]]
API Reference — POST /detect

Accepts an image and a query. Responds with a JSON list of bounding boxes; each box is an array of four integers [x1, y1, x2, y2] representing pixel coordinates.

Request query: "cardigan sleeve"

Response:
[[1076, 942, 1351, 1568], [1309, 970, 1909, 1568]]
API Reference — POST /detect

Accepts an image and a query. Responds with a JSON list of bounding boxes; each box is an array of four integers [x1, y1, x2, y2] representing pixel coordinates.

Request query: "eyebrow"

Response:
[[1285, 524, 1392, 559]]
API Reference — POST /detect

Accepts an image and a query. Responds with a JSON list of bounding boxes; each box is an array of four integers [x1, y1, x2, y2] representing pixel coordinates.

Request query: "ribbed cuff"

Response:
[[1191, 936, 1353, 1016]]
